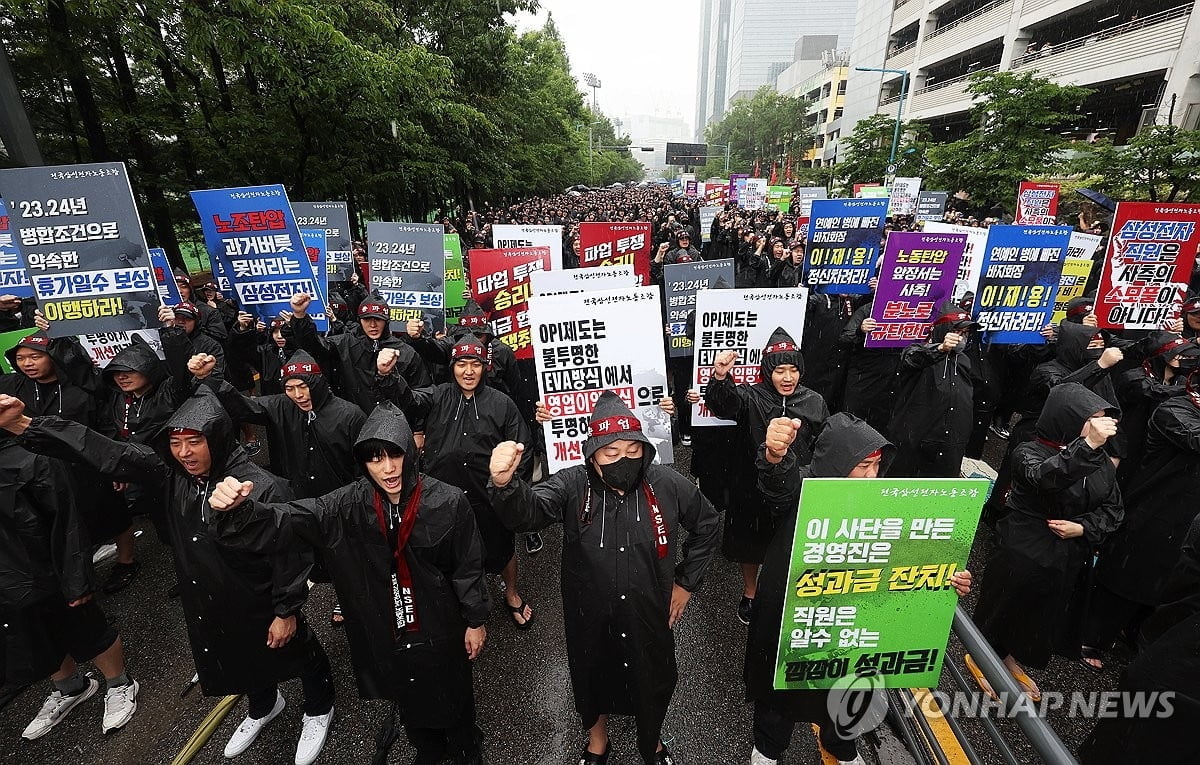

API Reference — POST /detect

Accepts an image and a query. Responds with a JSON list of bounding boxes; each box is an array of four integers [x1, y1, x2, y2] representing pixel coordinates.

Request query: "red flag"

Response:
[[752, 158, 761, 177], [768, 162, 778, 186], [784, 154, 794, 184]]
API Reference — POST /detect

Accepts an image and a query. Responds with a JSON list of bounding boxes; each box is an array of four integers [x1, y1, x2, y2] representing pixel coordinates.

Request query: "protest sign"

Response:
[[365, 221, 445, 332], [0, 198, 33, 298], [444, 234, 467, 325], [148, 248, 183, 306], [299, 229, 330, 331], [854, 184, 888, 199], [469, 247, 550, 360], [1094, 202, 1200, 330], [888, 177, 922, 216], [529, 265, 636, 296], [663, 259, 734, 358], [972, 225, 1071, 344], [866, 231, 967, 348], [766, 186, 794, 214], [669, 179, 683, 197], [773, 477, 986, 691], [190, 184, 327, 329], [729, 174, 749, 205], [292, 201, 353, 281], [743, 179, 768, 211], [923, 221, 988, 303], [805, 198, 888, 294], [0, 328, 38, 373], [686, 180, 699, 198], [699, 206, 722, 243], [915, 191, 948, 223], [77, 329, 164, 368], [529, 286, 673, 473], [690, 288, 809, 426], [703, 182, 728, 206], [1015, 182, 1060, 225], [1050, 258, 1095, 325], [492, 225, 564, 271], [578, 222, 652, 286], [0, 162, 162, 337], [795, 187, 828, 219]]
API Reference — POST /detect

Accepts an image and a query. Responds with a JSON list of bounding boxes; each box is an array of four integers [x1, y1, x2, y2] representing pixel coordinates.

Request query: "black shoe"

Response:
[[654, 744, 677, 765], [579, 742, 610, 765], [244, 440, 262, 456], [102, 560, 141, 594], [525, 532, 544, 556], [737, 596, 753, 626]]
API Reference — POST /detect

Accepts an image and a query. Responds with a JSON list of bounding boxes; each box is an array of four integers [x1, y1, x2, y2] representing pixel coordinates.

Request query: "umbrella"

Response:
[[1076, 188, 1117, 212]]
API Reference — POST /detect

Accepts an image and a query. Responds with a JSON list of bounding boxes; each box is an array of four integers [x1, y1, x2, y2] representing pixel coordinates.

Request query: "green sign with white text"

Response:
[[444, 234, 466, 325]]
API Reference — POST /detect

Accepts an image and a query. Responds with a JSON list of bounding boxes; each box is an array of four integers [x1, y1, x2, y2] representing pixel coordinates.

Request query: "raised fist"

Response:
[[489, 441, 524, 488], [188, 353, 218, 379], [289, 292, 311, 316], [406, 319, 424, 338], [711, 350, 738, 380], [209, 476, 254, 512], [939, 332, 963, 353], [376, 347, 401, 376], [764, 417, 803, 463], [861, 318, 878, 334], [1082, 416, 1119, 449], [1097, 347, 1124, 369]]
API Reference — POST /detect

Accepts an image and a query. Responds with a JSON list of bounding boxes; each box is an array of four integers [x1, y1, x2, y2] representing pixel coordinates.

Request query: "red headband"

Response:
[[1152, 336, 1193, 358], [282, 360, 321, 378], [589, 415, 643, 437], [934, 312, 973, 326], [864, 448, 882, 461], [1067, 303, 1093, 318], [1183, 299, 1200, 314], [763, 341, 798, 354], [451, 342, 485, 360], [169, 427, 203, 437]]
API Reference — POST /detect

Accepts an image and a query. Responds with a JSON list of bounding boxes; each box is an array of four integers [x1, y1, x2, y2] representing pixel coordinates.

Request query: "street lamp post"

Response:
[[582, 73, 602, 185], [855, 66, 910, 168], [707, 143, 731, 174]]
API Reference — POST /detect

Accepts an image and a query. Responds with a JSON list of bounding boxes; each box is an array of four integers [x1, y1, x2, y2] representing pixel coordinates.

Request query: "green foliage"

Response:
[[1070, 125, 1200, 203], [700, 86, 812, 177], [834, 114, 929, 192], [924, 70, 1092, 209]]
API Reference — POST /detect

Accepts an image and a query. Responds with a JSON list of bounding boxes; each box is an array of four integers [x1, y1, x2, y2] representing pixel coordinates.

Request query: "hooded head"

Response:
[[1055, 321, 1106, 369], [173, 302, 201, 336], [450, 339, 487, 394], [104, 337, 167, 395], [808, 412, 895, 478], [280, 350, 330, 412], [357, 301, 391, 341], [456, 300, 495, 340], [1063, 296, 1095, 324], [1034, 382, 1120, 446], [760, 327, 804, 397], [174, 270, 193, 301], [928, 304, 981, 345], [353, 402, 419, 502], [164, 388, 238, 478], [1183, 294, 1200, 334], [5, 332, 58, 383], [583, 391, 655, 493]]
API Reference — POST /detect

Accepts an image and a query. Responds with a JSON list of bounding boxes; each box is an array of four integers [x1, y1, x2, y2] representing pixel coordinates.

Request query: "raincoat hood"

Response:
[[4, 332, 73, 384], [928, 305, 981, 345], [354, 402, 420, 499], [1055, 321, 1104, 370], [279, 350, 331, 410], [103, 336, 167, 389], [808, 412, 894, 478], [164, 388, 239, 478], [1063, 296, 1094, 323], [581, 391, 655, 463], [759, 326, 804, 380], [455, 300, 495, 340], [1034, 382, 1120, 445]]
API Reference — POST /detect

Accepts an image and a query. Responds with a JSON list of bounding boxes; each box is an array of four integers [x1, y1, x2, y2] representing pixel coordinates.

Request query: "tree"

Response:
[[924, 70, 1092, 209], [1070, 125, 1200, 202], [834, 114, 929, 192], [699, 86, 812, 177]]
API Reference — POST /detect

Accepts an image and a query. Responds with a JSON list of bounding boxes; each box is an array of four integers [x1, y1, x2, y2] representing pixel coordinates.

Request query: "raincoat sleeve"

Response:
[[1151, 402, 1200, 453], [1077, 474, 1123, 545], [899, 342, 950, 370], [448, 491, 490, 628], [487, 470, 575, 532], [398, 342, 433, 389], [17, 415, 168, 485], [374, 372, 436, 424], [408, 333, 452, 368], [670, 473, 720, 593], [1041, 359, 1107, 390], [703, 372, 748, 422], [1013, 437, 1108, 494], [504, 401, 535, 482], [210, 379, 281, 426], [35, 456, 94, 602], [838, 305, 870, 346], [285, 314, 334, 370], [755, 445, 802, 507], [160, 326, 204, 401]]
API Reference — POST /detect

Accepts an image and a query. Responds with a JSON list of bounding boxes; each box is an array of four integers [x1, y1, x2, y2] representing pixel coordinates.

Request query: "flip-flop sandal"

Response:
[[1079, 646, 1105, 673], [964, 654, 997, 700], [507, 599, 535, 631], [331, 604, 344, 627], [1008, 667, 1042, 702]]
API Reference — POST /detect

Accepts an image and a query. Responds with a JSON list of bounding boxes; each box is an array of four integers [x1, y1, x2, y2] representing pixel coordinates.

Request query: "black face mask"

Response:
[[1083, 347, 1105, 362], [599, 456, 643, 493]]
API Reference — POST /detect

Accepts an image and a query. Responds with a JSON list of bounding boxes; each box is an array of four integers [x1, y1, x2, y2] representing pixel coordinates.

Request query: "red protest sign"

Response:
[[1015, 182, 1060, 225], [1094, 202, 1200, 330], [578, 222, 652, 286], [467, 246, 551, 359]]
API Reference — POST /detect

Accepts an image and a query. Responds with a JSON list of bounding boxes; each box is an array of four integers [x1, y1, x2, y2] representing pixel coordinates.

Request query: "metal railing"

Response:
[[1012, 3, 1194, 67], [895, 0, 915, 8], [917, 64, 1000, 95], [927, 0, 1012, 39], [888, 40, 919, 57]]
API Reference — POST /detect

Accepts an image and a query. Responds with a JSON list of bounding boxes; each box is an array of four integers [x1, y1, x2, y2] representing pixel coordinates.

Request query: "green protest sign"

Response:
[[767, 186, 793, 213], [774, 477, 986, 691], [0, 328, 39, 374], [444, 234, 467, 325]]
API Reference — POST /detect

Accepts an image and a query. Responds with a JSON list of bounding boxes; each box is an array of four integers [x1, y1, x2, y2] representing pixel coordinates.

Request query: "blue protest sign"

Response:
[[0, 198, 33, 298], [299, 229, 329, 331], [804, 198, 889, 294], [972, 225, 1071, 344], [148, 248, 183, 305]]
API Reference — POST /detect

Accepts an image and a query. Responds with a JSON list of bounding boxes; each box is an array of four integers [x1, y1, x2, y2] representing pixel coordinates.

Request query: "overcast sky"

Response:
[[512, 1, 699, 136]]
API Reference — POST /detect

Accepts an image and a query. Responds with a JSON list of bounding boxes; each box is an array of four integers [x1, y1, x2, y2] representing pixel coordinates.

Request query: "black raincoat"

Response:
[[839, 303, 902, 433], [409, 309, 522, 398], [216, 404, 489, 723], [802, 294, 861, 412], [0, 334, 96, 423], [228, 325, 298, 396], [15, 391, 305, 696], [973, 383, 1124, 668]]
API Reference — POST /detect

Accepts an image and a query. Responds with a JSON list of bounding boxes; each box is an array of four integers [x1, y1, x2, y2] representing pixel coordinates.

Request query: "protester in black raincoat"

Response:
[[377, 337, 535, 627], [169, 302, 226, 383], [802, 293, 862, 413], [766, 240, 803, 288], [209, 402, 490, 765], [285, 293, 430, 414], [702, 327, 829, 623], [0, 331, 95, 422], [887, 308, 979, 477], [405, 301, 522, 397], [1084, 373, 1200, 669], [971, 383, 1123, 699], [488, 392, 720, 765], [174, 274, 229, 345], [1181, 294, 1200, 341], [229, 315, 299, 397], [838, 302, 902, 433]]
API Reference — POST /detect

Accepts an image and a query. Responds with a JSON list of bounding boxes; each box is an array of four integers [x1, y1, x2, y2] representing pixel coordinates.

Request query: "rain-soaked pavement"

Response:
[[0, 434, 1128, 764]]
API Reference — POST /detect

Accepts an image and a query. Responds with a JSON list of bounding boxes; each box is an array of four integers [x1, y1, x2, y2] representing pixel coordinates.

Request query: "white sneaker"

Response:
[[224, 691, 285, 757], [837, 756, 865, 765], [294, 706, 334, 765], [102, 679, 139, 733], [21, 678, 99, 740], [750, 747, 778, 765]]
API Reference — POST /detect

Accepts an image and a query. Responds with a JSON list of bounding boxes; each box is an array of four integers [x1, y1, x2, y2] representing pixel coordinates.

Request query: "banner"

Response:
[[923, 222, 988, 304], [866, 231, 967, 348], [972, 225, 1071, 344], [148, 248, 183, 306], [795, 187, 828, 219], [444, 234, 467, 325], [691, 288, 809, 426], [529, 286, 673, 473], [729, 174, 749, 205], [1094, 202, 1200, 330], [77, 329, 164, 368], [0, 198, 33, 298], [699, 206, 721, 243], [468, 246, 550, 360], [664, 259, 734, 358], [854, 184, 888, 199], [299, 229, 330, 332], [190, 184, 327, 329], [529, 265, 636, 296], [1015, 182, 1060, 225], [365, 221, 446, 332], [915, 191, 948, 223], [703, 182, 728, 206], [888, 177, 922, 216], [0, 162, 162, 337], [743, 179, 768, 211], [492, 224, 564, 271], [773, 477, 986, 691], [766, 186, 794, 214], [292, 201, 353, 281], [805, 198, 889, 294], [1050, 258, 1095, 325], [578, 222, 652, 286]]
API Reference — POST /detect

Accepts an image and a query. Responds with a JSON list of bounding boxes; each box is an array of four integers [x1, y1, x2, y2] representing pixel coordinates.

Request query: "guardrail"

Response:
[[1012, 3, 1194, 67], [927, 0, 1012, 39]]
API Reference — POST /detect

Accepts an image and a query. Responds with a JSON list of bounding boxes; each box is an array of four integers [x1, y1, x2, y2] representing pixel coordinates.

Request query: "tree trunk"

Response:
[[46, 0, 112, 161]]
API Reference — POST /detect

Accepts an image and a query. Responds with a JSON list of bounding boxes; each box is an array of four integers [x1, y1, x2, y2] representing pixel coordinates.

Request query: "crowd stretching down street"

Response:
[[0, 181, 1199, 765]]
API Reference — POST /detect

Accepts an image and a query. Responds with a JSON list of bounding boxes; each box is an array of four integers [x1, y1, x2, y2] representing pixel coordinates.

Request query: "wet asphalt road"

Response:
[[0, 432, 1127, 765]]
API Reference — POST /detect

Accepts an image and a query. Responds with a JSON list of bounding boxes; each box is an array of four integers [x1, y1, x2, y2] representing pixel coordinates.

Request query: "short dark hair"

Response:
[[354, 439, 405, 464]]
